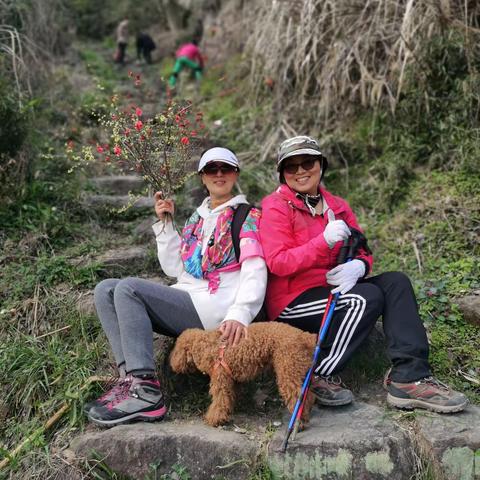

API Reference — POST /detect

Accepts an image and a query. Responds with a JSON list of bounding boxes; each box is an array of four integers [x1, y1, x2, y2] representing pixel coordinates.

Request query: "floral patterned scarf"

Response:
[[180, 207, 237, 281]]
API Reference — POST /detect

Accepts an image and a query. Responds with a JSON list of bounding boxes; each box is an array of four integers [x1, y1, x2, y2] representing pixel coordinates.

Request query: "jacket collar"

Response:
[[275, 184, 345, 215]]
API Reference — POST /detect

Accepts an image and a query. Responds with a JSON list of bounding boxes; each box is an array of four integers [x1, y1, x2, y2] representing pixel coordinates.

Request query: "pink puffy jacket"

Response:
[[175, 43, 204, 68], [259, 184, 373, 320]]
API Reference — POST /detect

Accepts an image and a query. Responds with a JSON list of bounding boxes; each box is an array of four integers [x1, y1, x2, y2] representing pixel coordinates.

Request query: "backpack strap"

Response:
[[232, 203, 253, 262]]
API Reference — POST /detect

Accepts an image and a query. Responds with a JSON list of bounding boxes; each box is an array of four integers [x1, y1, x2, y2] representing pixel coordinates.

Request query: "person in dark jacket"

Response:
[[136, 32, 156, 64]]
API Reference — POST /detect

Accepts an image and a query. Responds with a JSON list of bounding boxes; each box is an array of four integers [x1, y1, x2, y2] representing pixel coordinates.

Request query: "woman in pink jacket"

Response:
[[259, 135, 467, 414]]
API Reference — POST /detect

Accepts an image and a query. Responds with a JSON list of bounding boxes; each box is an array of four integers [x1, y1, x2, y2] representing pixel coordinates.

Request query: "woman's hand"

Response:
[[218, 320, 248, 347], [323, 220, 350, 248], [326, 259, 366, 294], [154, 191, 175, 221]]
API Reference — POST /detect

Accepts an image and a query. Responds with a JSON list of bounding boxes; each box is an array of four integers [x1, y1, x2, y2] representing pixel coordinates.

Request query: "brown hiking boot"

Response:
[[386, 375, 468, 413], [311, 375, 353, 406]]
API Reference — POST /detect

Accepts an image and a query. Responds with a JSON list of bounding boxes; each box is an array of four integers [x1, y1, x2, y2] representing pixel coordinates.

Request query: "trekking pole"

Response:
[[280, 238, 351, 453]]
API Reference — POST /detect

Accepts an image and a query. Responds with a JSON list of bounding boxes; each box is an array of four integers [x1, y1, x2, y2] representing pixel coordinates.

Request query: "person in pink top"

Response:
[[169, 40, 204, 88], [259, 135, 468, 414]]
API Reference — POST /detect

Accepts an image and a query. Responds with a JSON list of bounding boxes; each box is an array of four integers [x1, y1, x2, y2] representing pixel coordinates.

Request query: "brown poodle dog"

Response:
[[170, 322, 316, 427]]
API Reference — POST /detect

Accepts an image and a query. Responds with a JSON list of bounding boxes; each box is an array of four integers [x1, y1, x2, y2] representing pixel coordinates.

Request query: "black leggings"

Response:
[[277, 271, 431, 383]]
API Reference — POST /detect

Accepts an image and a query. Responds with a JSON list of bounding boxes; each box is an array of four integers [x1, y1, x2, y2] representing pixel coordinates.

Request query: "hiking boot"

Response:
[[386, 375, 468, 413], [311, 375, 353, 406], [83, 377, 130, 415], [88, 375, 167, 427]]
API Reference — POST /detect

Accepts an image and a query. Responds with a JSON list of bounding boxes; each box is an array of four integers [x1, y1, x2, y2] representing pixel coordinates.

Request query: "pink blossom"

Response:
[[180, 136, 190, 145], [96, 145, 104, 153], [135, 120, 143, 131], [135, 107, 143, 117], [113, 145, 122, 156]]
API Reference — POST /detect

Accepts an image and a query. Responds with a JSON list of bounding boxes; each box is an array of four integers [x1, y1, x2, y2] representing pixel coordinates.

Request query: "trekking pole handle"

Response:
[[336, 238, 350, 265]]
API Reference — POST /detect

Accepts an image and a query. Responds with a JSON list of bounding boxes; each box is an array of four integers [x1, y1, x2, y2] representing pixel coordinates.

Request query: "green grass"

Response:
[[1, 26, 479, 480]]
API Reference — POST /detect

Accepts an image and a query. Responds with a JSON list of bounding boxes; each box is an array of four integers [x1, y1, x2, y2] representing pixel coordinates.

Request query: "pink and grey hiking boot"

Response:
[[88, 375, 167, 427], [386, 375, 468, 413], [83, 377, 131, 415]]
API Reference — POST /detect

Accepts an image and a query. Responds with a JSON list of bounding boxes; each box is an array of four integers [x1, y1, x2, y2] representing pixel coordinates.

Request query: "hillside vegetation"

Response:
[[0, 0, 479, 478]]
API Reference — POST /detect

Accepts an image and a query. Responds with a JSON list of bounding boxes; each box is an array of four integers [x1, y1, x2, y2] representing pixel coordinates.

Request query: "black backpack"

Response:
[[231, 204, 268, 322]]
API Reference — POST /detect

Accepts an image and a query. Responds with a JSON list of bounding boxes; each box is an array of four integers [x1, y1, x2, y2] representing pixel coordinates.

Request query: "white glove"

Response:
[[323, 220, 351, 248], [326, 259, 366, 295]]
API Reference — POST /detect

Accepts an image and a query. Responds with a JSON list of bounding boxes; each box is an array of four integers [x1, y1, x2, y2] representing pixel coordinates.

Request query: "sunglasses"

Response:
[[201, 163, 238, 176], [283, 158, 319, 175]]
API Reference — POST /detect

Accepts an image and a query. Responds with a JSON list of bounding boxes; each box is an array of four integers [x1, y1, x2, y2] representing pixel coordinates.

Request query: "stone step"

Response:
[[83, 194, 154, 211], [90, 175, 146, 196], [414, 405, 480, 480], [70, 400, 480, 479], [95, 246, 149, 274], [71, 421, 259, 479], [269, 402, 414, 479]]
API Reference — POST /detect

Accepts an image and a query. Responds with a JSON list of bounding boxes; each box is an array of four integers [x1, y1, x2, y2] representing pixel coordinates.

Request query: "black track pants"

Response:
[[277, 271, 431, 383]]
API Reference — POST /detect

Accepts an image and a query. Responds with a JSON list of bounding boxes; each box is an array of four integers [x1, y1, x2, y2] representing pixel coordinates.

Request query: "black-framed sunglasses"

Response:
[[201, 163, 239, 176], [283, 158, 320, 175]]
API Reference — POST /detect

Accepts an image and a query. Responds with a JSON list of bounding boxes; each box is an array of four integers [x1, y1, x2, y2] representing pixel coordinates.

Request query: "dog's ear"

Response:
[[169, 330, 198, 373]]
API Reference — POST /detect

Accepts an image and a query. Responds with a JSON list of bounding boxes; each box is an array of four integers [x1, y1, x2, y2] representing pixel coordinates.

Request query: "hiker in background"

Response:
[[259, 135, 468, 414], [85, 147, 267, 427], [136, 32, 156, 64], [168, 39, 204, 89], [115, 17, 129, 64]]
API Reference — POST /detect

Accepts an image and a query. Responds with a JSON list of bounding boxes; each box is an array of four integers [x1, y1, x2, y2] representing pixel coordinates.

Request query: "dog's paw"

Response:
[[204, 408, 230, 427]]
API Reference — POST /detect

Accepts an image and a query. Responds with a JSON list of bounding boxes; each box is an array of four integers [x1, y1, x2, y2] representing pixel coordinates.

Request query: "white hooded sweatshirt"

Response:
[[152, 195, 267, 330]]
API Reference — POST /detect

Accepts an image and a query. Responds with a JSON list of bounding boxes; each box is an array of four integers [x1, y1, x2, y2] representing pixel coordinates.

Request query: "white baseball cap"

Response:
[[198, 147, 240, 172]]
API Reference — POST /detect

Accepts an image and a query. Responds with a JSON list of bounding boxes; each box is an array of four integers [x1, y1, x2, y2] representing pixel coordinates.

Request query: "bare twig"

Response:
[[411, 240, 423, 274], [35, 325, 72, 340]]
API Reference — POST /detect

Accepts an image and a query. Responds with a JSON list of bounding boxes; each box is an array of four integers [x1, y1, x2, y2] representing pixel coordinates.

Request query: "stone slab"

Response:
[[95, 246, 150, 277], [71, 421, 260, 479], [268, 401, 413, 479], [91, 175, 145, 195], [83, 194, 154, 210], [456, 294, 480, 327], [414, 405, 480, 480]]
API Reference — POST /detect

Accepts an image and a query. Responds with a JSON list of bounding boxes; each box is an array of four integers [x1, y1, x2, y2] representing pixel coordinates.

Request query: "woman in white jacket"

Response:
[[86, 147, 267, 427]]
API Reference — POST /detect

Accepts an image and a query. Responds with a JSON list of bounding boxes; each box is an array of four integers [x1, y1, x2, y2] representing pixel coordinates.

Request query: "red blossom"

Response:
[[135, 120, 143, 131], [190, 130, 197, 137], [113, 145, 122, 156], [105, 155, 111, 163], [135, 107, 143, 117], [140, 135, 146, 141], [96, 145, 104, 153], [180, 136, 190, 145]]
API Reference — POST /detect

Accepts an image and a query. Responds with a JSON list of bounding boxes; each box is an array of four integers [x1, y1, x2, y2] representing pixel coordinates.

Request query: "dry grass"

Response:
[[244, 0, 480, 133]]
